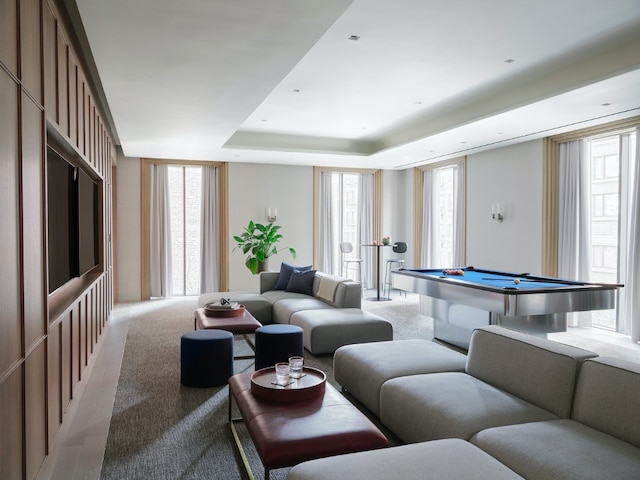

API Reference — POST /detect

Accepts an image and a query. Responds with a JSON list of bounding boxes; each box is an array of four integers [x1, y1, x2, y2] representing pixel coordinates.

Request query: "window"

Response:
[[332, 172, 360, 276], [587, 131, 636, 330], [167, 166, 202, 296], [435, 166, 456, 267], [419, 159, 465, 268], [145, 160, 224, 299], [314, 168, 378, 288]]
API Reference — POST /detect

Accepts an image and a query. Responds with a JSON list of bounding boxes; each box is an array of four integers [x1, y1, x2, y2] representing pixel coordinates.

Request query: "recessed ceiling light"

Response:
[[601, 102, 612, 106], [415, 101, 423, 105], [348, 35, 360, 41], [504, 59, 515, 63], [261, 119, 268, 122], [293, 89, 300, 93]]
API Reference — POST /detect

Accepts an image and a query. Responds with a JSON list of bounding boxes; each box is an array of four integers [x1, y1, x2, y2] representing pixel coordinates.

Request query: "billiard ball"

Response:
[[513, 278, 520, 285]]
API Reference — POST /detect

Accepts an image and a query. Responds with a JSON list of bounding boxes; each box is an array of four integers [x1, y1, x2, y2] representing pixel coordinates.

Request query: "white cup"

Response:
[[289, 356, 304, 379], [275, 362, 291, 385]]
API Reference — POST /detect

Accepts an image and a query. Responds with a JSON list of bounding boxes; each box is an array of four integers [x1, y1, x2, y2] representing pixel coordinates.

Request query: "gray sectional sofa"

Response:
[[198, 267, 393, 354], [288, 325, 640, 480]]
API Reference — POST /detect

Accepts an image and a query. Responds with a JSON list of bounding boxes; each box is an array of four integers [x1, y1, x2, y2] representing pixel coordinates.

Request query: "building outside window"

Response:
[[587, 131, 636, 331]]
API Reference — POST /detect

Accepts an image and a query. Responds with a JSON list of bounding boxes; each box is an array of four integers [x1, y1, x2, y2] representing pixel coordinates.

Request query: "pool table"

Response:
[[392, 266, 621, 349]]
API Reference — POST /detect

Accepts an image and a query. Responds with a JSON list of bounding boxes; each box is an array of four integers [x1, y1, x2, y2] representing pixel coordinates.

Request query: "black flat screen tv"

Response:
[[47, 146, 99, 293]]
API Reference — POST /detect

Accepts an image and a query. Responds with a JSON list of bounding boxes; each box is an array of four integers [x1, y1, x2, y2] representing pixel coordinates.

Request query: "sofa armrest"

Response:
[[332, 281, 362, 308], [259, 271, 279, 293]]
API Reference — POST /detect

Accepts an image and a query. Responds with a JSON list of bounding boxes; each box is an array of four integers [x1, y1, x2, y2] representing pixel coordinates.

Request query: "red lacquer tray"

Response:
[[250, 366, 326, 403]]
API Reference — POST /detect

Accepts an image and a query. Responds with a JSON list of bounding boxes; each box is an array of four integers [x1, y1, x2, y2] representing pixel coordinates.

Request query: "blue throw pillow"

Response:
[[285, 269, 317, 296], [274, 262, 312, 290]]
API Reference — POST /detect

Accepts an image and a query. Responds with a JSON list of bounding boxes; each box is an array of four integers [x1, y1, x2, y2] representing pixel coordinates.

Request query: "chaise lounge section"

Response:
[[379, 325, 596, 443], [470, 355, 640, 479], [289, 326, 640, 479]]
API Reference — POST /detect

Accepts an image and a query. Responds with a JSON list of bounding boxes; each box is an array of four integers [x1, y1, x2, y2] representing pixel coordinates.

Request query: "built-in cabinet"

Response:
[[0, 0, 115, 478]]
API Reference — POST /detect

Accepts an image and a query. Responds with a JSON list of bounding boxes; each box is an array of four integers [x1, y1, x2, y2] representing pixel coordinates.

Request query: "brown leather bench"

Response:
[[228, 371, 389, 480]]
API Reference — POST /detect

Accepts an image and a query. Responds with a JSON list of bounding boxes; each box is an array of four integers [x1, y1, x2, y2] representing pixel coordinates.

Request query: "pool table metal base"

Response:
[[422, 297, 567, 350]]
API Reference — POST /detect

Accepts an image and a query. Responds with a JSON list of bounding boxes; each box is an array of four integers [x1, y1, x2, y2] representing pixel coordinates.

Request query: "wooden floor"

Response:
[[36, 295, 640, 480]]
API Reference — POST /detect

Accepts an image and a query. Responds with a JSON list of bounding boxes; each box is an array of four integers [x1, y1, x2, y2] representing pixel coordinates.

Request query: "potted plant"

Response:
[[233, 220, 296, 274]]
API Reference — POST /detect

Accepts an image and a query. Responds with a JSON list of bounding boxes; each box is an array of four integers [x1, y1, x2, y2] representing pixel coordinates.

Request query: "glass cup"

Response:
[[274, 362, 291, 386], [288, 356, 304, 379]]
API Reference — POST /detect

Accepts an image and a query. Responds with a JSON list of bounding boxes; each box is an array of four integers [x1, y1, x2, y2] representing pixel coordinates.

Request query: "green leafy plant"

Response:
[[232, 221, 296, 274]]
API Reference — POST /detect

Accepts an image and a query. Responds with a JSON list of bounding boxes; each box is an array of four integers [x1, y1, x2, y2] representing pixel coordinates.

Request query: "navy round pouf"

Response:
[[254, 324, 304, 370], [180, 329, 234, 387]]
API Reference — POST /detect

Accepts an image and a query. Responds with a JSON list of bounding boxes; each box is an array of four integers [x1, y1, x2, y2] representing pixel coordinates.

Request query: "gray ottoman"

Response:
[[286, 438, 524, 480], [334, 339, 467, 416], [198, 292, 273, 324], [289, 308, 393, 355]]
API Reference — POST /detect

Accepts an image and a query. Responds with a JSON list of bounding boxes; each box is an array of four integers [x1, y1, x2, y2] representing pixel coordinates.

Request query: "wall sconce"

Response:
[[267, 207, 277, 223], [491, 203, 503, 222]]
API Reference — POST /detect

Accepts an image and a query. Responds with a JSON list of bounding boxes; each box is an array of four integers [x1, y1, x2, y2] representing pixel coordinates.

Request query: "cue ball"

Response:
[[513, 278, 520, 284]]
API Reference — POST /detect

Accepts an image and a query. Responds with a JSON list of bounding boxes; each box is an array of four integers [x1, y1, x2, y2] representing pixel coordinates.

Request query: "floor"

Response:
[[36, 293, 640, 480]]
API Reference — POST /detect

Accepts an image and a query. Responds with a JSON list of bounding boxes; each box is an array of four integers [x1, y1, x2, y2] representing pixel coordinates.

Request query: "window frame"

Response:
[[140, 158, 228, 299]]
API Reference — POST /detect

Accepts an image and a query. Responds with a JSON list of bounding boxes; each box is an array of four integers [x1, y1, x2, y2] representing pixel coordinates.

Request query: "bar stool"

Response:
[[384, 242, 407, 298], [340, 242, 363, 287]]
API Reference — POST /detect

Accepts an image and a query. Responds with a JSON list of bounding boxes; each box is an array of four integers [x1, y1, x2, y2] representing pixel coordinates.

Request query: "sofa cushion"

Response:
[[334, 339, 466, 417], [379, 371, 559, 443], [287, 439, 525, 480], [471, 419, 640, 480], [273, 262, 313, 290], [286, 269, 317, 295], [261, 290, 309, 305], [466, 326, 597, 418], [571, 356, 640, 448], [272, 297, 332, 324], [290, 308, 393, 355]]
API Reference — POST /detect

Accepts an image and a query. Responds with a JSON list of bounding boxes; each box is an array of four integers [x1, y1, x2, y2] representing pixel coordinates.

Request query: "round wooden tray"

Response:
[[203, 304, 246, 318], [250, 366, 326, 403]]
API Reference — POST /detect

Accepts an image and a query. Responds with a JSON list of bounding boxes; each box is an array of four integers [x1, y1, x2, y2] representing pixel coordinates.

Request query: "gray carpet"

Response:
[[100, 292, 432, 480]]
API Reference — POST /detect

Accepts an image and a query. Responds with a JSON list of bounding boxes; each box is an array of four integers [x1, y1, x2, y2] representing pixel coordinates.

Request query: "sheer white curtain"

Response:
[[453, 162, 465, 266], [558, 139, 591, 281], [200, 166, 219, 293], [421, 162, 465, 267], [358, 173, 374, 289], [318, 172, 335, 274], [558, 139, 591, 327], [624, 128, 640, 342], [150, 164, 172, 297], [421, 169, 436, 267]]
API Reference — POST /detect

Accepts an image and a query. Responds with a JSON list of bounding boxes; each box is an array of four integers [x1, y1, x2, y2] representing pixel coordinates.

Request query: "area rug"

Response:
[[100, 295, 432, 480]]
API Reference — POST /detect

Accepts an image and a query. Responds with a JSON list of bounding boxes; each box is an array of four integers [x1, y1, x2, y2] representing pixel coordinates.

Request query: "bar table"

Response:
[[362, 243, 393, 301]]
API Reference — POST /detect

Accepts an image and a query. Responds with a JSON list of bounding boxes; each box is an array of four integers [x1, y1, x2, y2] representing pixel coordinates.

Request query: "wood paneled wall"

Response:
[[0, 0, 115, 478]]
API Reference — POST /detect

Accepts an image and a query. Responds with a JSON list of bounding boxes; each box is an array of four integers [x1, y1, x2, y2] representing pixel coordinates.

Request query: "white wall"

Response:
[[466, 140, 544, 274], [115, 152, 141, 302], [228, 163, 314, 291], [115, 141, 548, 301], [382, 169, 415, 268]]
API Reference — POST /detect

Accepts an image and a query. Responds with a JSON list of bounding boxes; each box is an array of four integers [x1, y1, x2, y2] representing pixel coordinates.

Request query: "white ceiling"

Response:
[[74, 0, 640, 170]]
